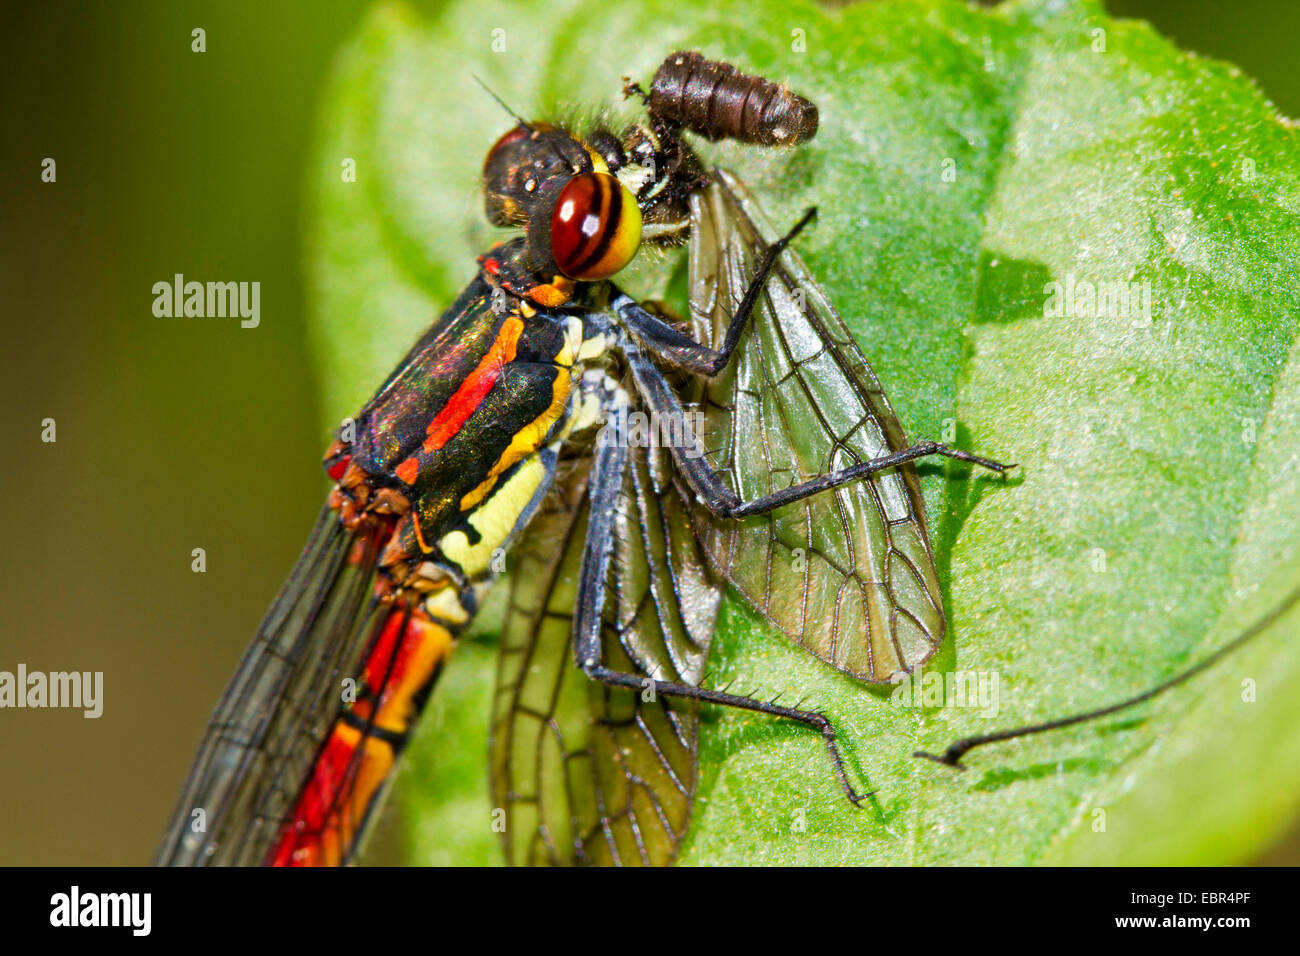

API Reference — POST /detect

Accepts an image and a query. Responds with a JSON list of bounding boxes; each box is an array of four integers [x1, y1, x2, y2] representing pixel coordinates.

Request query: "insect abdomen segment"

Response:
[[269, 597, 463, 866], [648, 51, 819, 146]]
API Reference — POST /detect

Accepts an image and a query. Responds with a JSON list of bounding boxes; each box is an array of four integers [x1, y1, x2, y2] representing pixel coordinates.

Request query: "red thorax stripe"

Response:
[[422, 315, 524, 453]]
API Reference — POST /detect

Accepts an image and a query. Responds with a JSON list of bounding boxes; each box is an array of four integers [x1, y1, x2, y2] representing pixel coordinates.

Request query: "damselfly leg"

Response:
[[610, 207, 818, 375], [618, 212, 1015, 521], [572, 384, 867, 805]]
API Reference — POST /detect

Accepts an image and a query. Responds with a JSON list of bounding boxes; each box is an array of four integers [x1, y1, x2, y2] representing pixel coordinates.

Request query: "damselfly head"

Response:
[[478, 52, 816, 285], [481, 119, 699, 282]]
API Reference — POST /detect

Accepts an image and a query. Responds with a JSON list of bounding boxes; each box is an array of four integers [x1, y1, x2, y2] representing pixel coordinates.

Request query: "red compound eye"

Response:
[[549, 172, 642, 281]]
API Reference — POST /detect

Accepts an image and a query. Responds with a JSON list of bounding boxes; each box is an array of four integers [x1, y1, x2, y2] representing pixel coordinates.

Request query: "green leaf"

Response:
[[306, 0, 1300, 865]]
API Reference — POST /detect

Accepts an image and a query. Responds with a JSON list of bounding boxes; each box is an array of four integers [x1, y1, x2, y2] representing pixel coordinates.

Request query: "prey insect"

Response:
[[156, 50, 1015, 868]]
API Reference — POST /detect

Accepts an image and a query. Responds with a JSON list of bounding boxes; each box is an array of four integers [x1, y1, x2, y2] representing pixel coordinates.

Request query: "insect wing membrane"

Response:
[[490, 434, 719, 866], [686, 170, 944, 683], [155, 507, 391, 865]]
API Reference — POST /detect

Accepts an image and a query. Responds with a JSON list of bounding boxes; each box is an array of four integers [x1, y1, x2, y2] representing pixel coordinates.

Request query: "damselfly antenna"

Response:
[[914, 582, 1297, 768], [472, 72, 583, 176], [470, 73, 534, 132]]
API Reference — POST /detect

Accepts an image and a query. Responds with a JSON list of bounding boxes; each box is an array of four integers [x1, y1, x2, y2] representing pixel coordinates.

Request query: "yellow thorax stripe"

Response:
[[441, 454, 548, 578], [459, 368, 572, 512]]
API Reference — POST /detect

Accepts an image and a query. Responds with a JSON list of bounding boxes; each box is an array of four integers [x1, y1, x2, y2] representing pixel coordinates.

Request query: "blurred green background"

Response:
[[1, 0, 1297, 865]]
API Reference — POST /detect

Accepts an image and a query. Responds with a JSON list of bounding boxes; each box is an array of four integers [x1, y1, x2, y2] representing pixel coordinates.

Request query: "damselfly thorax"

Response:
[[325, 258, 615, 589]]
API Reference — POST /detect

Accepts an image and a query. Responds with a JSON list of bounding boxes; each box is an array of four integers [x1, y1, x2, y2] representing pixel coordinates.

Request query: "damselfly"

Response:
[[156, 51, 1019, 867]]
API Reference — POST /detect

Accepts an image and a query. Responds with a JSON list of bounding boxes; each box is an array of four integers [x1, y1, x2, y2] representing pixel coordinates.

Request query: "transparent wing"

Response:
[[155, 507, 391, 865], [685, 169, 944, 684], [490, 437, 720, 866]]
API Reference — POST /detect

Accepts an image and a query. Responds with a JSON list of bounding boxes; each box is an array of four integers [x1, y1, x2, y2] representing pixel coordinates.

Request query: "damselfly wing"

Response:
[[490, 414, 721, 866], [685, 170, 943, 683], [154, 506, 392, 865]]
